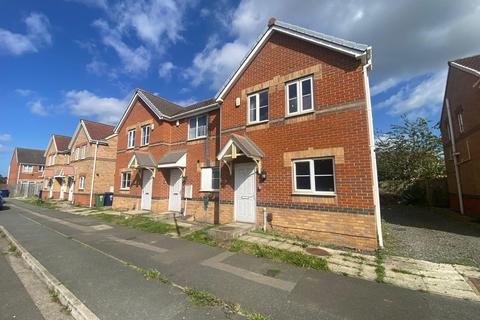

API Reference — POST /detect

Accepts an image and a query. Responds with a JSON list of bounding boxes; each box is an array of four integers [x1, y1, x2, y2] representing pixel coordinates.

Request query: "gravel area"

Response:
[[382, 205, 480, 268]]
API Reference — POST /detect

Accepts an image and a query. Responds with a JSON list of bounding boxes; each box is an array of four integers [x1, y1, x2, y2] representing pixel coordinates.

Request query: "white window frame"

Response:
[[75, 148, 80, 161], [39, 165, 44, 172], [81, 145, 86, 159], [141, 125, 151, 146], [188, 115, 208, 140], [292, 157, 336, 196], [120, 172, 131, 190], [200, 167, 220, 192], [247, 90, 269, 124], [127, 129, 136, 149], [22, 165, 33, 173], [457, 111, 464, 133], [79, 176, 85, 190], [286, 76, 314, 116]]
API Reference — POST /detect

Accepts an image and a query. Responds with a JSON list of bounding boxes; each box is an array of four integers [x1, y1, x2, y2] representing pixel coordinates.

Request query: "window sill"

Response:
[[285, 109, 315, 119], [200, 189, 220, 193], [292, 192, 336, 197], [247, 120, 269, 127], [140, 144, 149, 148], [120, 188, 131, 191], [127, 147, 135, 150], [187, 136, 207, 142]]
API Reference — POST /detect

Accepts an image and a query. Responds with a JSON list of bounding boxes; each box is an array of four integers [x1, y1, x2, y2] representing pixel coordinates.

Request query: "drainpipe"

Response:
[[89, 142, 99, 208], [445, 98, 464, 214], [363, 62, 384, 248]]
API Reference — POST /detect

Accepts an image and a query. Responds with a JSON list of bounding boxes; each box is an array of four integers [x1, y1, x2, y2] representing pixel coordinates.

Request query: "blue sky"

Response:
[[1, 0, 480, 176]]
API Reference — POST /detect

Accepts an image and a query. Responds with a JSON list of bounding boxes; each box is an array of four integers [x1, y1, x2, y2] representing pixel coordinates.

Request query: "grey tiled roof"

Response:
[[16, 148, 45, 165], [158, 149, 187, 165], [230, 134, 264, 159], [133, 152, 157, 168]]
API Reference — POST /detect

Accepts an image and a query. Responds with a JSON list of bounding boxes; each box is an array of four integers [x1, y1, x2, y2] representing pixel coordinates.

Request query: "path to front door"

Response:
[[234, 162, 256, 223], [168, 169, 182, 212], [141, 170, 153, 210]]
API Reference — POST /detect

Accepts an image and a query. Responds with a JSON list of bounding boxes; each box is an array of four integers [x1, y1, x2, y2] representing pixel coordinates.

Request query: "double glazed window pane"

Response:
[[249, 95, 257, 122], [301, 79, 312, 110], [189, 118, 196, 139], [248, 91, 268, 123], [288, 83, 298, 113], [294, 158, 335, 193], [295, 161, 311, 190], [197, 115, 207, 137]]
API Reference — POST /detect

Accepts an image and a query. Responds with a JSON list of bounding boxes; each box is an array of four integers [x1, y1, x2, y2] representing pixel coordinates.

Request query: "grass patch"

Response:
[[24, 198, 57, 209], [247, 313, 271, 320], [94, 214, 176, 234], [184, 287, 222, 307], [375, 249, 386, 283], [8, 243, 17, 253], [181, 227, 217, 246], [230, 240, 328, 271], [142, 268, 170, 284], [49, 289, 60, 303]]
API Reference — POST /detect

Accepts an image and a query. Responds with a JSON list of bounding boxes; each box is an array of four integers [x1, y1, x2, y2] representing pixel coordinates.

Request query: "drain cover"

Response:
[[218, 226, 236, 231], [305, 247, 331, 256]]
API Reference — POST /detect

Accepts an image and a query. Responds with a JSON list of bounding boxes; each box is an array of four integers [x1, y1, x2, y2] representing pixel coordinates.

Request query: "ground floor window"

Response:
[[292, 157, 335, 195], [121, 172, 131, 190], [79, 176, 85, 190], [200, 167, 220, 191]]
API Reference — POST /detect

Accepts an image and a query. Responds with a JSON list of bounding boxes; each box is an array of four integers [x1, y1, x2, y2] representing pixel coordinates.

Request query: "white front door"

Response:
[[59, 180, 66, 200], [168, 169, 182, 212], [141, 170, 153, 210], [68, 179, 74, 202], [234, 163, 256, 223], [49, 181, 53, 198]]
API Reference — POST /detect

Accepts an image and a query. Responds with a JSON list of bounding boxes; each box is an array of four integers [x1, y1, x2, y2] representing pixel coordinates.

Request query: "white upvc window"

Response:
[[188, 115, 208, 140], [52, 154, 56, 165], [127, 129, 136, 148], [22, 165, 33, 173], [75, 148, 80, 161], [248, 90, 269, 124], [200, 167, 220, 192], [67, 155, 70, 164], [457, 111, 464, 133], [121, 172, 131, 189], [141, 125, 151, 146], [292, 157, 336, 195], [79, 176, 85, 190], [39, 165, 44, 172], [286, 76, 313, 115], [81, 145, 86, 159]]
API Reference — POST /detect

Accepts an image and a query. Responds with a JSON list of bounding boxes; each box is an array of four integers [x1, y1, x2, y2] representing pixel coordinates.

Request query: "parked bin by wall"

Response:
[[95, 194, 105, 208], [0, 189, 9, 198], [103, 192, 113, 206]]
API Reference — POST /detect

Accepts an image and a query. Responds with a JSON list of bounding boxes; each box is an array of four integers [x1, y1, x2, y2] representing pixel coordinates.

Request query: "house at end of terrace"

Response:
[[7, 147, 46, 196], [111, 18, 382, 250], [42, 120, 117, 206]]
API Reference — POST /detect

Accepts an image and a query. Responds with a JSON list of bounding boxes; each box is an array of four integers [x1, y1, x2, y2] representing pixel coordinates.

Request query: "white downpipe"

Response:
[[89, 142, 99, 208], [263, 207, 267, 232], [363, 63, 384, 248], [445, 99, 464, 214]]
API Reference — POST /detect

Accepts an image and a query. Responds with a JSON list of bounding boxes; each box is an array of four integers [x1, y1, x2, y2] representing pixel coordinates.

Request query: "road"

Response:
[[0, 199, 479, 320]]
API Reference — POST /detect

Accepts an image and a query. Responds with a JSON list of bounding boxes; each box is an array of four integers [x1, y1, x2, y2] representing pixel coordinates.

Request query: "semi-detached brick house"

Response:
[[440, 55, 480, 216], [42, 134, 71, 200], [7, 147, 46, 195], [112, 19, 382, 250], [65, 119, 117, 207]]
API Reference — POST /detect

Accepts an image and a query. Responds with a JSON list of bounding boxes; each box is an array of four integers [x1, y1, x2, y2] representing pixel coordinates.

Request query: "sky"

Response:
[[1, 0, 480, 176]]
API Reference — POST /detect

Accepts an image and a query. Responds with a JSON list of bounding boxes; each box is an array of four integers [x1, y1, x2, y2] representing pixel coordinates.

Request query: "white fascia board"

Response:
[[68, 121, 87, 150], [449, 62, 480, 78], [127, 153, 137, 168], [217, 139, 234, 160], [44, 136, 55, 157], [170, 104, 219, 120]]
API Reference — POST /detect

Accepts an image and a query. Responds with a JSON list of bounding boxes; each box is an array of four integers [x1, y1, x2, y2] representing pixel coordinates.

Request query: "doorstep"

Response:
[[208, 223, 255, 241]]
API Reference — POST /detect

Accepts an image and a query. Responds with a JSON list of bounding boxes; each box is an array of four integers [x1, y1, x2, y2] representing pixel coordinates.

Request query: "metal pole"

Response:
[[89, 142, 99, 208], [445, 99, 464, 214]]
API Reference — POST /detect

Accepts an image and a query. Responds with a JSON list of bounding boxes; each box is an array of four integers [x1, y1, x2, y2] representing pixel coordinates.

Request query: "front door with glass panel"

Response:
[[234, 163, 256, 223]]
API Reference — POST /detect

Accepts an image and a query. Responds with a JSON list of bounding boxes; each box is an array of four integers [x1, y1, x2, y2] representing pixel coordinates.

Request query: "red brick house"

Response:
[[42, 134, 71, 200], [112, 19, 382, 250], [7, 147, 45, 196], [440, 55, 480, 216]]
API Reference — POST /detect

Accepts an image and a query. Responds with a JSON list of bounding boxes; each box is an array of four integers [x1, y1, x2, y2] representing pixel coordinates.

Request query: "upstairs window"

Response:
[[121, 172, 131, 189], [75, 148, 80, 161], [141, 125, 151, 146], [189, 115, 207, 140], [79, 176, 85, 190], [81, 145, 86, 159], [200, 167, 220, 192], [127, 129, 136, 148], [292, 157, 335, 195], [39, 165, 44, 172], [248, 90, 269, 124], [457, 111, 464, 133], [22, 165, 33, 173], [286, 76, 313, 115]]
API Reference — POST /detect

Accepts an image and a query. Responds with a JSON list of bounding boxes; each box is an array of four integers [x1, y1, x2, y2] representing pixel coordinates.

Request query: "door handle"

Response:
[[241, 196, 250, 199]]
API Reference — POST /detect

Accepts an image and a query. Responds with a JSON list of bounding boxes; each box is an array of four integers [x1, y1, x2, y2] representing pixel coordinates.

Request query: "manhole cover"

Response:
[[218, 226, 236, 231], [305, 247, 331, 256]]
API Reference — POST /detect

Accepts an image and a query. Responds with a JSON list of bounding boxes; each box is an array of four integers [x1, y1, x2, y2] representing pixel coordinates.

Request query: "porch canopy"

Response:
[[157, 150, 187, 169], [43, 168, 56, 178], [128, 152, 157, 170], [217, 134, 264, 174], [60, 166, 75, 177]]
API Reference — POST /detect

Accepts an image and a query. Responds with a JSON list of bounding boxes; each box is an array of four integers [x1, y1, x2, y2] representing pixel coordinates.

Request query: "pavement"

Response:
[[1, 199, 480, 320]]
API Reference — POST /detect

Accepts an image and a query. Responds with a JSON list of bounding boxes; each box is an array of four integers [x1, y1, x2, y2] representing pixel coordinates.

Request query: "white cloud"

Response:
[[0, 12, 51, 55], [0, 144, 9, 154], [158, 61, 176, 79], [376, 71, 447, 116], [187, 0, 480, 117], [63, 90, 128, 124], [15, 89, 35, 97], [66, 0, 108, 9], [29, 100, 49, 116], [0, 134, 12, 142]]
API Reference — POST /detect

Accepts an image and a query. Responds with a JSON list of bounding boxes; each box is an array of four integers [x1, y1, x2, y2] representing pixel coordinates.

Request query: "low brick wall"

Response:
[[112, 195, 168, 212]]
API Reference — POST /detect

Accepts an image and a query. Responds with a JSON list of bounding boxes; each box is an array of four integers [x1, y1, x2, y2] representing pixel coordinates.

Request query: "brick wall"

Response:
[[7, 151, 44, 186]]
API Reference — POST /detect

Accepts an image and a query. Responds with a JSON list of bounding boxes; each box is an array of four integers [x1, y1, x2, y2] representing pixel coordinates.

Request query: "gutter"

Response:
[[363, 62, 384, 248], [89, 142, 99, 208]]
